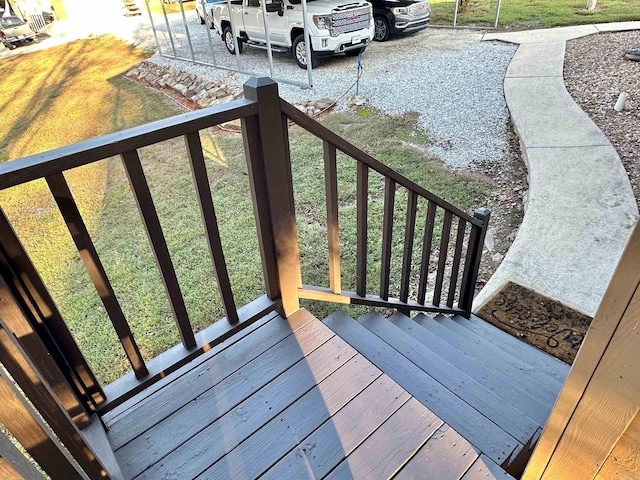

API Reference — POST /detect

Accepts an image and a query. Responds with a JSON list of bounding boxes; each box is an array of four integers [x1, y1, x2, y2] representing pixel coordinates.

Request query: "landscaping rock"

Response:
[[124, 61, 335, 118]]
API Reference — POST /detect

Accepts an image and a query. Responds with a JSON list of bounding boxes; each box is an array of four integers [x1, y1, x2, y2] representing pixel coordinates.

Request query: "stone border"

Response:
[[125, 61, 337, 117]]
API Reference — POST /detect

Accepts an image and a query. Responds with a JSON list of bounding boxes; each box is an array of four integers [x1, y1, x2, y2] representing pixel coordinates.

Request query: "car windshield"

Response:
[[0, 16, 25, 27]]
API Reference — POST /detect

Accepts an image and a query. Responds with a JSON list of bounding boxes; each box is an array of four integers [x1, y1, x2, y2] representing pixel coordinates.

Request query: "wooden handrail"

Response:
[[0, 91, 266, 425], [280, 95, 490, 318], [280, 100, 482, 227], [0, 100, 257, 190]]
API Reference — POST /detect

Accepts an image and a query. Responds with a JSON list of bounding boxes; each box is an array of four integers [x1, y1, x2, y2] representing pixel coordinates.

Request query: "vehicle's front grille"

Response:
[[330, 6, 370, 37], [408, 1, 430, 16]]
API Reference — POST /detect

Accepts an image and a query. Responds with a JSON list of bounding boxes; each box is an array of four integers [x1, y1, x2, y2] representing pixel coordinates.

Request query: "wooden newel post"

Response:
[[242, 77, 301, 318], [458, 207, 490, 316]]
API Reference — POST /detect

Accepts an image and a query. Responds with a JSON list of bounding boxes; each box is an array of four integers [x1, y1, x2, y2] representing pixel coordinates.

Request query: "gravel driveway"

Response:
[[147, 12, 517, 170], [1, 7, 515, 171]]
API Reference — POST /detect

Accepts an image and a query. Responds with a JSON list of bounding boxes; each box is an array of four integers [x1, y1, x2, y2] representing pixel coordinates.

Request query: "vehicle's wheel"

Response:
[[345, 46, 366, 57], [292, 34, 319, 69], [222, 26, 242, 54], [199, 14, 205, 24], [9, 43, 16, 50], [374, 15, 390, 42]]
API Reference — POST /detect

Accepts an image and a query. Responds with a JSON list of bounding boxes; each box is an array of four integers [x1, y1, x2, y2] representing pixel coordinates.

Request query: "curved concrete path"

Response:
[[473, 22, 640, 317]]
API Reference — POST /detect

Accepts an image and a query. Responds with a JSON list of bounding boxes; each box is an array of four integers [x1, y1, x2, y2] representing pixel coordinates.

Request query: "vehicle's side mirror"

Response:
[[265, 2, 282, 14]]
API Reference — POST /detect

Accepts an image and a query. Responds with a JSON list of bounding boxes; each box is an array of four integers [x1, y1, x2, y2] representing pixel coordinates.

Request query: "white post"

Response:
[[586, 0, 597, 10]]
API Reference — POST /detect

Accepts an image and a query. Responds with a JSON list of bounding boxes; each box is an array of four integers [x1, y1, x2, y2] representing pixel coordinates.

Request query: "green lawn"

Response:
[[430, 0, 640, 29], [0, 37, 490, 384]]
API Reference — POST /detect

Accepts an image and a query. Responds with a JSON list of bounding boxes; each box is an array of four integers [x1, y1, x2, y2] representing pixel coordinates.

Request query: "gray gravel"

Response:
[[1, 6, 516, 170], [147, 12, 516, 170]]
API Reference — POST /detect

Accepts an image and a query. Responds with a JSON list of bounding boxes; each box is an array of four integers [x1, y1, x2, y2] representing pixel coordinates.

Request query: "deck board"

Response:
[[196, 355, 382, 479], [395, 424, 479, 479], [260, 374, 411, 480], [107, 309, 515, 480], [117, 318, 340, 478], [131, 335, 356, 480], [462, 454, 516, 479], [107, 310, 293, 446], [325, 398, 443, 480]]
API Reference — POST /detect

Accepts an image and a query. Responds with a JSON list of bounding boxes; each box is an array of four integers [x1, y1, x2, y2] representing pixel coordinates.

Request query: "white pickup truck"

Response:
[[208, 0, 374, 68]]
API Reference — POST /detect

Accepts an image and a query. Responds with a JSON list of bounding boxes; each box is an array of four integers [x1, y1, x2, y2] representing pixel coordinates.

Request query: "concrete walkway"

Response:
[[473, 22, 640, 317]]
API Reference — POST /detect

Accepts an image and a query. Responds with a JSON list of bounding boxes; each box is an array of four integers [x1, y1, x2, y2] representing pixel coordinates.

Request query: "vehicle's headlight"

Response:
[[391, 6, 408, 14], [313, 15, 331, 29]]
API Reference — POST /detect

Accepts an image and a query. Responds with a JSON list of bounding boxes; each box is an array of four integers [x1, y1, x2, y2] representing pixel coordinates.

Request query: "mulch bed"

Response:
[[476, 282, 593, 365]]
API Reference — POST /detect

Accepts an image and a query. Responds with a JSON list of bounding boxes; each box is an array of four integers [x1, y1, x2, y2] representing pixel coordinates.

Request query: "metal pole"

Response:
[[200, 0, 218, 64], [493, 0, 502, 29], [453, 0, 459, 27], [259, 0, 275, 78], [300, 0, 314, 87], [160, 0, 178, 58], [179, 0, 196, 61], [226, 0, 243, 70], [145, 0, 163, 56]]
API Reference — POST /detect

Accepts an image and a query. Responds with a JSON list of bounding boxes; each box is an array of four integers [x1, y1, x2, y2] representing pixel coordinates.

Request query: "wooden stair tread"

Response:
[[388, 312, 552, 426], [451, 313, 570, 384], [358, 312, 539, 445], [437, 314, 567, 388], [413, 313, 560, 406], [323, 310, 523, 468]]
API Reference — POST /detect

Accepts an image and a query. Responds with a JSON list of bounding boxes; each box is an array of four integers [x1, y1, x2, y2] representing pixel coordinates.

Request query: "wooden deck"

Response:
[[103, 308, 567, 479]]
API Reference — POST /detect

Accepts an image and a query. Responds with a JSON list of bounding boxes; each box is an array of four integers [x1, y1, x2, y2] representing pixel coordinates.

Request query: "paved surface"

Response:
[[473, 22, 640, 317]]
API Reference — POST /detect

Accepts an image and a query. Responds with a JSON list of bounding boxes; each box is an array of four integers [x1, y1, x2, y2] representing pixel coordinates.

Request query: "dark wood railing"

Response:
[[280, 101, 490, 317], [0, 77, 490, 472]]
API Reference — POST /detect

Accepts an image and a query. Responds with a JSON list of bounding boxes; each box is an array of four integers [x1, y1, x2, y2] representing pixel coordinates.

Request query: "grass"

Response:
[[1, 37, 491, 385], [429, 0, 640, 29], [0, 36, 185, 381]]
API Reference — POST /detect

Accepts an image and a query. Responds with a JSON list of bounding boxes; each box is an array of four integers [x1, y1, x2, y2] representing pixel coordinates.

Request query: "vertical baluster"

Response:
[[356, 161, 368, 297], [46, 173, 149, 379], [121, 151, 196, 349], [458, 208, 491, 315], [379, 178, 395, 300], [0, 366, 86, 480], [418, 202, 437, 304], [323, 141, 341, 294], [446, 218, 467, 308], [184, 132, 239, 325], [400, 191, 418, 303], [0, 320, 109, 478], [433, 210, 453, 307], [0, 207, 105, 409]]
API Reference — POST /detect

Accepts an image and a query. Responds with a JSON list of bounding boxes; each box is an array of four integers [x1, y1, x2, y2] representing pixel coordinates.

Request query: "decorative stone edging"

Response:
[[125, 61, 243, 108], [125, 61, 337, 117]]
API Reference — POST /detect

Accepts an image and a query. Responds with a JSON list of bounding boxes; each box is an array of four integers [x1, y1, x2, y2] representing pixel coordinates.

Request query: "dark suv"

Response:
[[368, 0, 430, 41]]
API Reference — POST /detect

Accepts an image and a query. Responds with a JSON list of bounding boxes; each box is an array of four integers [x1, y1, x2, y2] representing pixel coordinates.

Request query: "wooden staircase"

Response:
[[323, 310, 570, 477]]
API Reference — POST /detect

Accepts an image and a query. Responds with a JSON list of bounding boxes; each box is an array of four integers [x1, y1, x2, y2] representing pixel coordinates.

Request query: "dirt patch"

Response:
[[477, 282, 592, 364], [474, 123, 527, 296], [564, 31, 640, 208]]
